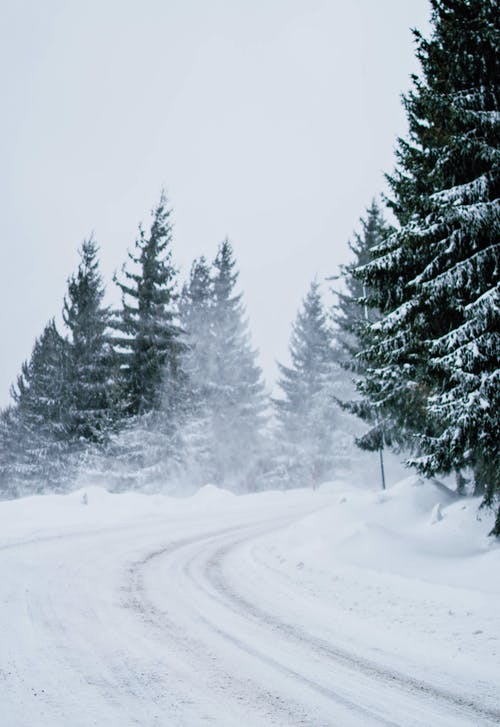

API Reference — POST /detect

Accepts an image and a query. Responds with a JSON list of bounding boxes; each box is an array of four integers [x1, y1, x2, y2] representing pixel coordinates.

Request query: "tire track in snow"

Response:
[[126, 520, 333, 727], [131, 515, 500, 727], [200, 524, 500, 726], [130, 517, 401, 727]]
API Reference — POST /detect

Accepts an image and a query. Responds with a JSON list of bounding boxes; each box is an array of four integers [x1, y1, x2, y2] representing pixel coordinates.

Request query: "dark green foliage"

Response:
[[63, 237, 117, 444], [93, 195, 185, 489], [0, 238, 117, 494], [0, 320, 72, 494], [0, 408, 19, 496], [355, 0, 500, 530], [113, 192, 183, 416]]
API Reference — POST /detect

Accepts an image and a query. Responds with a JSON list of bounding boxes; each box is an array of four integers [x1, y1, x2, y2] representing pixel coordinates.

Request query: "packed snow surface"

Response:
[[1, 477, 499, 726]]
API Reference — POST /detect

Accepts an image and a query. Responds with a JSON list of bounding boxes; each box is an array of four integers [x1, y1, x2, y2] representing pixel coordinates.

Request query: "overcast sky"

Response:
[[0, 0, 430, 406]]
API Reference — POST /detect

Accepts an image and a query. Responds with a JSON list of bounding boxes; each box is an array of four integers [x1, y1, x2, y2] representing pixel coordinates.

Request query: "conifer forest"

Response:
[[1, 0, 498, 535]]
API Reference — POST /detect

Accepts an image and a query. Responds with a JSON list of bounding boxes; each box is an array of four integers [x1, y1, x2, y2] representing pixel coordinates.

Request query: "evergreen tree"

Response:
[[180, 257, 212, 333], [207, 239, 267, 488], [0, 320, 71, 494], [331, 202, 395, 474], [113, 192, 183, 416], [332, 200, 390, 363], [0, 407, 18, 496], [99, 408, 183, 492], [176, 241, 266, 489], [177, 257, 215, 482], [275, 281, 349, 487], [104, 241, 266, 491], [63, 237, 116, 444], [355, 0, 500, 532], [178, 256, 213, 414]]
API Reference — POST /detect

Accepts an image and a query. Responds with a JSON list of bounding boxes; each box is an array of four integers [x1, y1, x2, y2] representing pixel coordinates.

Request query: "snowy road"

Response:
[[1, 486, 499, 726]]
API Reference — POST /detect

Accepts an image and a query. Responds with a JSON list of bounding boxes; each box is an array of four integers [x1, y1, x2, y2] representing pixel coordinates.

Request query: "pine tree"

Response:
[[177, 257, 215, 482], [355, 0, 500, 532], [330, 202, 394, 480], [207, 239, 267, 488], [178, 256, 213, 413], [63, 237, 116, 444], [102, 194, 185, 490], [100, 407, 183, 493], [332, 200, 390, 363], [275, 281, 349, 487], [113, 193, 183, 416], [105, 241, 266, 491], [176, 241, 266, 489], [0, 407, 18, 497], [0, 320, 71, 494]]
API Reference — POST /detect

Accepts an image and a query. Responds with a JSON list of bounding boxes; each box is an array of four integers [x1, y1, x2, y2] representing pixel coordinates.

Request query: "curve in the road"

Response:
[[129, 514, 500, 727]]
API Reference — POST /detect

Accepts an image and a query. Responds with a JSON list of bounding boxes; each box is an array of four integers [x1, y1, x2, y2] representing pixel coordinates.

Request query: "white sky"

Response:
[[0, 0, 430, 406]]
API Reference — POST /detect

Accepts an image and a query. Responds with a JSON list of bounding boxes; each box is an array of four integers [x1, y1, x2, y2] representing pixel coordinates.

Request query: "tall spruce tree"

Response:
[[178, 256, 213, 412], [275, 281, 349, 487], [63, 238, 116, 444], [179, 256, 213, 378], [176, 257, 215, 482], [113, 192, 183, 416], [208, 239, 267, 488], [331, 202, 395, 484], [355, 0, 500, 532], [176, 241, 266, 488]]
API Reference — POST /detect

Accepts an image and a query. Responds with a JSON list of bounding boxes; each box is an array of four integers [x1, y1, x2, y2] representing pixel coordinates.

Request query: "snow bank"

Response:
[[0, 483, 241, 548], [0, 481, 302, 550], [277, 475, 499, 590], [256, 475, 499, 703]]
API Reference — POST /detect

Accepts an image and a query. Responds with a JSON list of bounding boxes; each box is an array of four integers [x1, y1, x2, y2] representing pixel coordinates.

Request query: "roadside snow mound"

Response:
[[254, 476, 500, 705], [279, 476, 499, 591], [194, 484, 236, 504], [0, 484, 236, 547]]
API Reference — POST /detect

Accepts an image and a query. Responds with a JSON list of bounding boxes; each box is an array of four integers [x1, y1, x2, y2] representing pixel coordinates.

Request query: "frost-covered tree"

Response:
[[275, 281, 349, 487], [94, 195, 185, 490], [0, 407, 18, 496], [103, 241, 266, 491], [355, 0, 500, 532], [207, 240, 267, 488], [113, 193, 183, 417], [63, 238, 117, 444], [332, 200, 390, 363], [0, 320, 71, 494], [178, 256, 213, 411], [176, 257, 215, 481], [176, 242, 266, 489], [330, 203, 395, 471], [96, 407, 184, 493], [1, 239, 120, 495]]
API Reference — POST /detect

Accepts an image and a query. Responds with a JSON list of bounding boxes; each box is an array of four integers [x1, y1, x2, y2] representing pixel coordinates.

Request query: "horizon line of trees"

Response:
[[0, 0, 498, 534], [0, 188, 389, 498]]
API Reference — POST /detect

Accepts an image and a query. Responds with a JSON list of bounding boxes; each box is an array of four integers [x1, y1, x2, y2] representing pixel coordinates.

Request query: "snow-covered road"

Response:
[[1, 485, 499, 726]]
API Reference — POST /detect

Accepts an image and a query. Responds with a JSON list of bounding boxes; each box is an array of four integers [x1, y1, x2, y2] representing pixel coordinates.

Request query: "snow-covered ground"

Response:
[[1, 477, 499, 726]]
